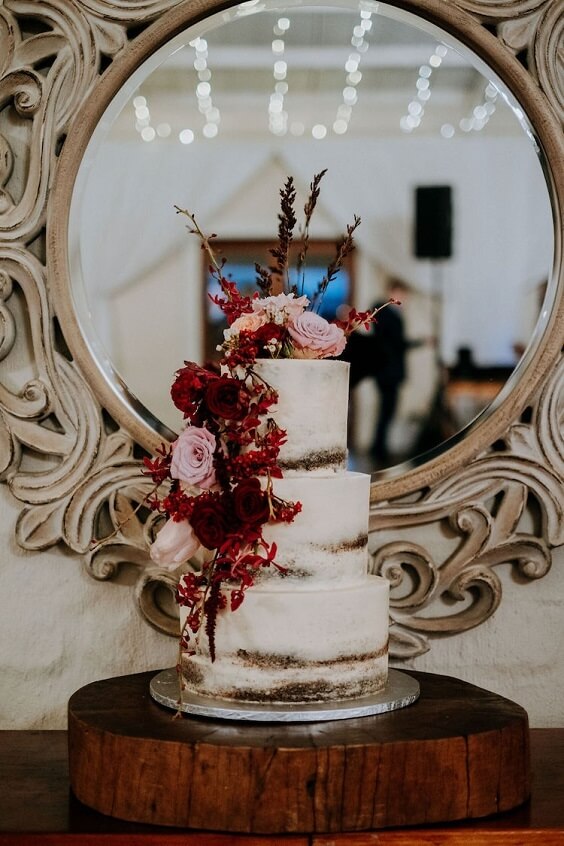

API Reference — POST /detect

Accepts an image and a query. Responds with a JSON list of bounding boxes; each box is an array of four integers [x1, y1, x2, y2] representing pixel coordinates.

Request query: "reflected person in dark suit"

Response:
[[369, 278, 424, 463]]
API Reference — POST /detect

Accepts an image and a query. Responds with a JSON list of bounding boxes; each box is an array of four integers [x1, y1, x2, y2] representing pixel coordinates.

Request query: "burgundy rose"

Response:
[[254, 322, 286, 348], [205, 376, 249, 420], [190, 494, 231, 549], [233, 478, 270, 525], [171, 362, 216, 417]]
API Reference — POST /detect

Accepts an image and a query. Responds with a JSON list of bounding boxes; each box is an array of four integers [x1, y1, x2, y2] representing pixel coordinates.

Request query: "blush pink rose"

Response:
[[170, 426, 217, 489], [229, 312, 267, 334], [287, 312, 347, 358], [149, 518, 200, 569]]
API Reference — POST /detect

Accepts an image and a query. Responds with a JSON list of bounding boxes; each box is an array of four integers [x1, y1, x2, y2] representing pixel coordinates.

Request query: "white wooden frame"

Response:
[[0, 0, 562, 656]]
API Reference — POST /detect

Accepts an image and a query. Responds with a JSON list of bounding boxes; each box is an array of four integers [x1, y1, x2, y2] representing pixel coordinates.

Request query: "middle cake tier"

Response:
[[260, 471, 371, 585]]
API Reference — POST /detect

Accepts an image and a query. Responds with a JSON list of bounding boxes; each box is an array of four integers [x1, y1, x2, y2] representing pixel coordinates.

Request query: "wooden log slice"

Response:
[[67, 670, 530, 833]]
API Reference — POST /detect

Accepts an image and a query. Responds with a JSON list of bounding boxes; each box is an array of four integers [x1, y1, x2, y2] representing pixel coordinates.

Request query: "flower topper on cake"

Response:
[[143, 170, 395, 662]]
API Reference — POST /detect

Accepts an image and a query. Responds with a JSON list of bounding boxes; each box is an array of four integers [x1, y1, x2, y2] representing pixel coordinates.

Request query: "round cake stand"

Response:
[[150, 667, 419, 721], [68, 670, 530, 833]]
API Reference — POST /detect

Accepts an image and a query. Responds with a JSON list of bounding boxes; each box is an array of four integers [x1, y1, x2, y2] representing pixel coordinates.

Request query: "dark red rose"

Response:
[[233, 478, 270, 525], [205, 376, 250, 420], [254, 322, 286, 347], [171, 362, 216, 417], [190, 495, 231, 550]]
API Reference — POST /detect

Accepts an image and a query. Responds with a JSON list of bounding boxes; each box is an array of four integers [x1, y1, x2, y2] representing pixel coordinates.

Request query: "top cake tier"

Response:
[[252, 358, 349, 474]]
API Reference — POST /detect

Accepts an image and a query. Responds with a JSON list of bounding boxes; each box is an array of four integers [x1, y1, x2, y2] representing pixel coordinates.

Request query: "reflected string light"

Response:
[[190, 37, 221, 139], [179, 128, 195, 144], [400, 44, 447, 134], [236, 0, 264, 17], [312, 123, 327, 139], [141, 126, 156, 142], [132, 38, 223, 145], [267, 11, 374, 138], [132, 94, 156, 141], [458, 82, 499, 134], [331, 9, 373, 136], [268, 18, 291, 135], [400, 48, 499, 138]]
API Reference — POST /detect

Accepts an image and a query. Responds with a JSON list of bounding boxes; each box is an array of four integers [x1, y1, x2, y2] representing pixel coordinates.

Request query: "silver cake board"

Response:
[[150, 668, 419, 722]]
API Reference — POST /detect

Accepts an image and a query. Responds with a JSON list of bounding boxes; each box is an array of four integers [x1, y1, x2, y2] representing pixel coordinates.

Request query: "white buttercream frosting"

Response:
[[260, 472, 370, 584], [252, 358, 349, 473]]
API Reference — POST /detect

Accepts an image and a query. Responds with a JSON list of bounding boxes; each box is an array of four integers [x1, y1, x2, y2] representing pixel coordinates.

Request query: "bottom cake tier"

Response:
[[180, 575, 389, 703]]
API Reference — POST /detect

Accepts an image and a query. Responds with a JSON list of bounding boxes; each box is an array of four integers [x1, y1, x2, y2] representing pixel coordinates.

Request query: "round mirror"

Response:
[[63, 0, 554, 480]]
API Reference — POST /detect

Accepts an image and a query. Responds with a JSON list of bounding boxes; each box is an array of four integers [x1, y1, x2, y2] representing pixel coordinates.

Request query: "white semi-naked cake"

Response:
[[179, 359, 389, 703]]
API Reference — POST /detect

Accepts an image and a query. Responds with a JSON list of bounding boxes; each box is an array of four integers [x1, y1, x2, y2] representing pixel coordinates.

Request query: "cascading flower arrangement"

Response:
[[143, 170, 395, 661]]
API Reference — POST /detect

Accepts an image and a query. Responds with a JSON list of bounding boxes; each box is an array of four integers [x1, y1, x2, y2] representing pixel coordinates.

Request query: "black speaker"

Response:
[[414, 185, 453, 259]]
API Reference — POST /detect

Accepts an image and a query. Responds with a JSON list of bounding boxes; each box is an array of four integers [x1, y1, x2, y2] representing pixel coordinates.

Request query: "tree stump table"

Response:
[[68, 670, 530, 833]]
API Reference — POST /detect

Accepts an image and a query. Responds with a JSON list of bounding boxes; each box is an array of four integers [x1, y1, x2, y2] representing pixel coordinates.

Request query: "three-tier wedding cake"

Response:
[[147, 171, 391, 707], [178, 359, 389, 703]]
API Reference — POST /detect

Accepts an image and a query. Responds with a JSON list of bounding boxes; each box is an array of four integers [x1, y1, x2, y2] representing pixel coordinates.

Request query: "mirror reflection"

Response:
[[70, 0, 553, 473]]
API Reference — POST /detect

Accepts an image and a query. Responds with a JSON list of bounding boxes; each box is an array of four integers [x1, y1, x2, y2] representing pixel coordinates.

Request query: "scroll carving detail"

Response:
[[370, 353, 563, 655]]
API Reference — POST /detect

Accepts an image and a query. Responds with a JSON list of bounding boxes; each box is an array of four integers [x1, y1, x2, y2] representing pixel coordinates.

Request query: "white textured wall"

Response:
[[1, 481, 562, 729], [0, 486, 175, 729]]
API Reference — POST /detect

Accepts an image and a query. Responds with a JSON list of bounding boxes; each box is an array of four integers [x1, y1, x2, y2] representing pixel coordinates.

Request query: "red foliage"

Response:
[[190, 491, 232, 550], [205, 376, 251, 421], [232, 478, 271, 524], [143, 444, 172, 485], [171, 361, 218, 419], [154, 354, 302, 661], [204, 578, 226, 662], [208, 278, 256, 325], [334, 299, 399, 335]]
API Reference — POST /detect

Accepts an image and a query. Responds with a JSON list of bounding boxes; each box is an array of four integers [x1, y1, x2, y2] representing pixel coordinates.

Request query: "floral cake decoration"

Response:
[[143, 170, 395, 660]]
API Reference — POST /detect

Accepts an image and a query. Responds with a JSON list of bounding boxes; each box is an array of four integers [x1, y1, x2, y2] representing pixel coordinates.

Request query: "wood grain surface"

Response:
[[2, 727, 564, 844], [66, 671, 530, 833]]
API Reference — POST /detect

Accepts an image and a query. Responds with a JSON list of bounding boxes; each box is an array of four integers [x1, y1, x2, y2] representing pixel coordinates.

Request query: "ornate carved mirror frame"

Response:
[[0, 0, 562, 657]]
